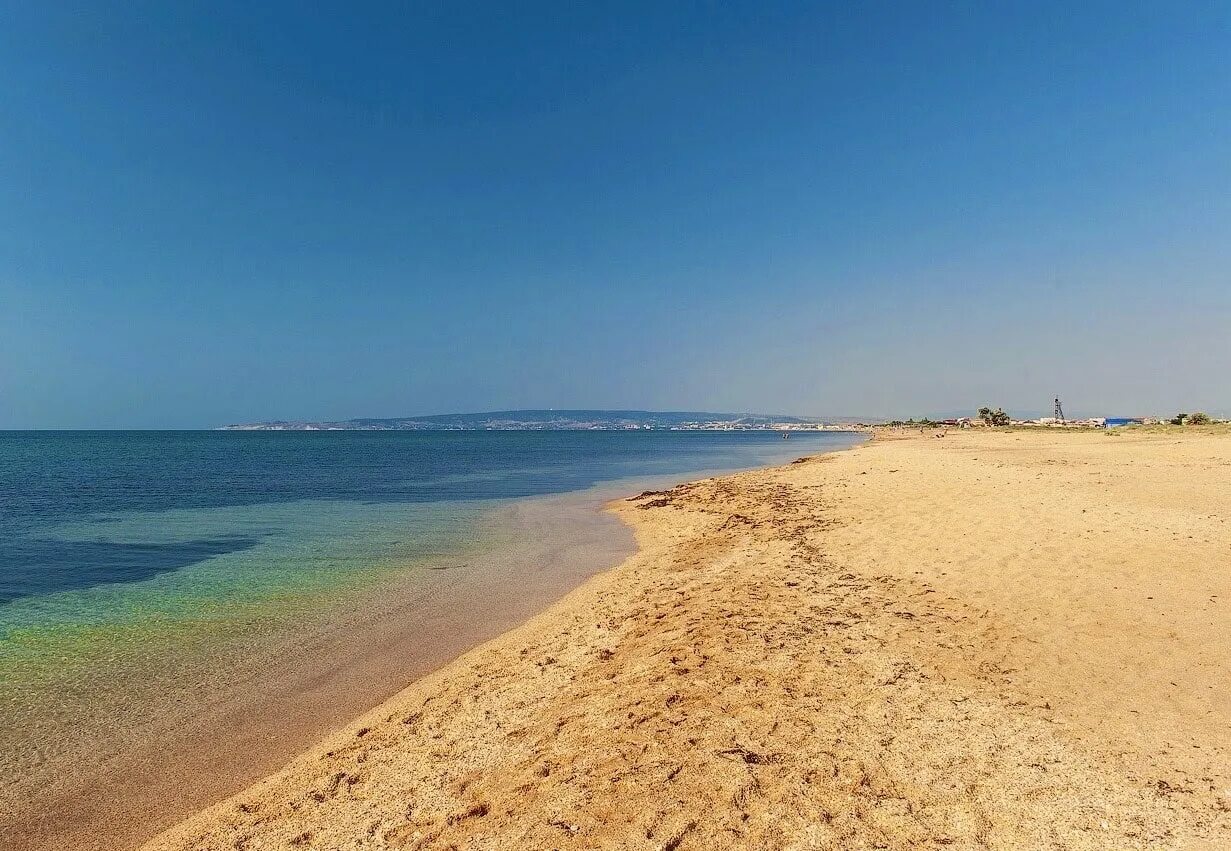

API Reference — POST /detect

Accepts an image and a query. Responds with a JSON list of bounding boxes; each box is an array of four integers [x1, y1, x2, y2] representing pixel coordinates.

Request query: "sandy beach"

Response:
[[142, 428, 1230, 849], [3, 491, 635, 851]]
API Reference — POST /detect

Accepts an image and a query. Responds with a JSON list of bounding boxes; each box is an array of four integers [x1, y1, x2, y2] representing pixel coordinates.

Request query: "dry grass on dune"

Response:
[[146, 430, 1230, 850]]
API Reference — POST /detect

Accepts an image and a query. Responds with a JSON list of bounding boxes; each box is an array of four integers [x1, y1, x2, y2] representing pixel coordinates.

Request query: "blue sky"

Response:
[[1, 2, 1228, 427]]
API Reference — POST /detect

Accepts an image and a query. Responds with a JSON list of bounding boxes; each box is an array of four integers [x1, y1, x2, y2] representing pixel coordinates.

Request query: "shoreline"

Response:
[[3, 489, 636, 851], [4, 436, 861, 851], [142, 428, 1229, 849]]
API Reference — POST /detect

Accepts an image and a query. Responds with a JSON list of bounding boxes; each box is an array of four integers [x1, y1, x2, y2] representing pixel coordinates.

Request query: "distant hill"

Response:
[[218, 409, 862, 431]]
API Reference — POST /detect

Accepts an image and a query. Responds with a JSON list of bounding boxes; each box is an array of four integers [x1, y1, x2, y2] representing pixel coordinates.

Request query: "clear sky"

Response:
[[2, 2, 1228, 428]]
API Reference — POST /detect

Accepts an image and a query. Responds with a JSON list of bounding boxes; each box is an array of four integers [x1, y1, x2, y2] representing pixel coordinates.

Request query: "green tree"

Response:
[[978, 406, 1010, 426], [1188, 412, 1211, 425], [1171, 413, 1187, 425]]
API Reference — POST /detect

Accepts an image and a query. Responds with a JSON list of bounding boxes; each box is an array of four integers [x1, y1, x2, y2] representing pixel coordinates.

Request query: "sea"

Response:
[[0, 428, 862, 849]]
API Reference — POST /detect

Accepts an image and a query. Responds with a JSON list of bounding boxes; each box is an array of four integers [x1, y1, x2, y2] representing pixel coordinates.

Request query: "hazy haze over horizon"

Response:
[[2, 3, 1228, 428]]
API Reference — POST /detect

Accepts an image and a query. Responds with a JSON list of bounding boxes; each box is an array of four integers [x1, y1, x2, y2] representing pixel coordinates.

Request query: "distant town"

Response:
[[218, 406, 1226, 432], [218, 410, 851, 432]]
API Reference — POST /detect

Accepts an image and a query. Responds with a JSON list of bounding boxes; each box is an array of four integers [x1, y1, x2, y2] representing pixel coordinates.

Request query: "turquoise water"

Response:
[[0, 430, 859, 729], [1, 498, 490, 690], [1, 429, 864, 844]]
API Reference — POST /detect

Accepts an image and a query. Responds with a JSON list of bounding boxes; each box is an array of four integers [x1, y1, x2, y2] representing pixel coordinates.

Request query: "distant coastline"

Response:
[[217, 407, 1231, 433], [217, 409, 870, 432]]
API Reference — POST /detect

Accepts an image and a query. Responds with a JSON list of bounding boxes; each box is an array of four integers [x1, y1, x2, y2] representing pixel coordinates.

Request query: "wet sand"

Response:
[[3, 490, 636, 851], [143, 428, 1229, 849]]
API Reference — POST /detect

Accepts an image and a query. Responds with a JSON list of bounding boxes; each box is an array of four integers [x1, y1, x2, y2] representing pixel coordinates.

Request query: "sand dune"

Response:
[[145, 429, 1230, 849]]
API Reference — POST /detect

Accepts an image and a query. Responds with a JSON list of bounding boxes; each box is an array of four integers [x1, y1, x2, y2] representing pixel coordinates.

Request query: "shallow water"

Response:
[[0, 429, 862, 849]]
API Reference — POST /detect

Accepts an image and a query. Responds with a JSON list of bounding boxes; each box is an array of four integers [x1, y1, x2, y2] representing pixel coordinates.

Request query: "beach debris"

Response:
[[716, 745, 784, 765], [628, 483, 701, 509], [549, 819, 581, 835], [447, 801, 490, 824], [310, 770, 361, 802], [880, 661, 918, 686], [719, 513, 758, 530], [662, 820, 698, 851], [640, 497, 674, 508], [1154, 779, 1193, 796]]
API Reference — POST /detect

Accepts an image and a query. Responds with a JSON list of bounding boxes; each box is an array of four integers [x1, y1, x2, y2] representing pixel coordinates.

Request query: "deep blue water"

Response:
[[0, 430, 859, 606]]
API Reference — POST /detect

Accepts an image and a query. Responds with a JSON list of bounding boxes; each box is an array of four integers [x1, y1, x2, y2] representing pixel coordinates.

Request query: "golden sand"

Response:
[[144, 429, 1230, 849]]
